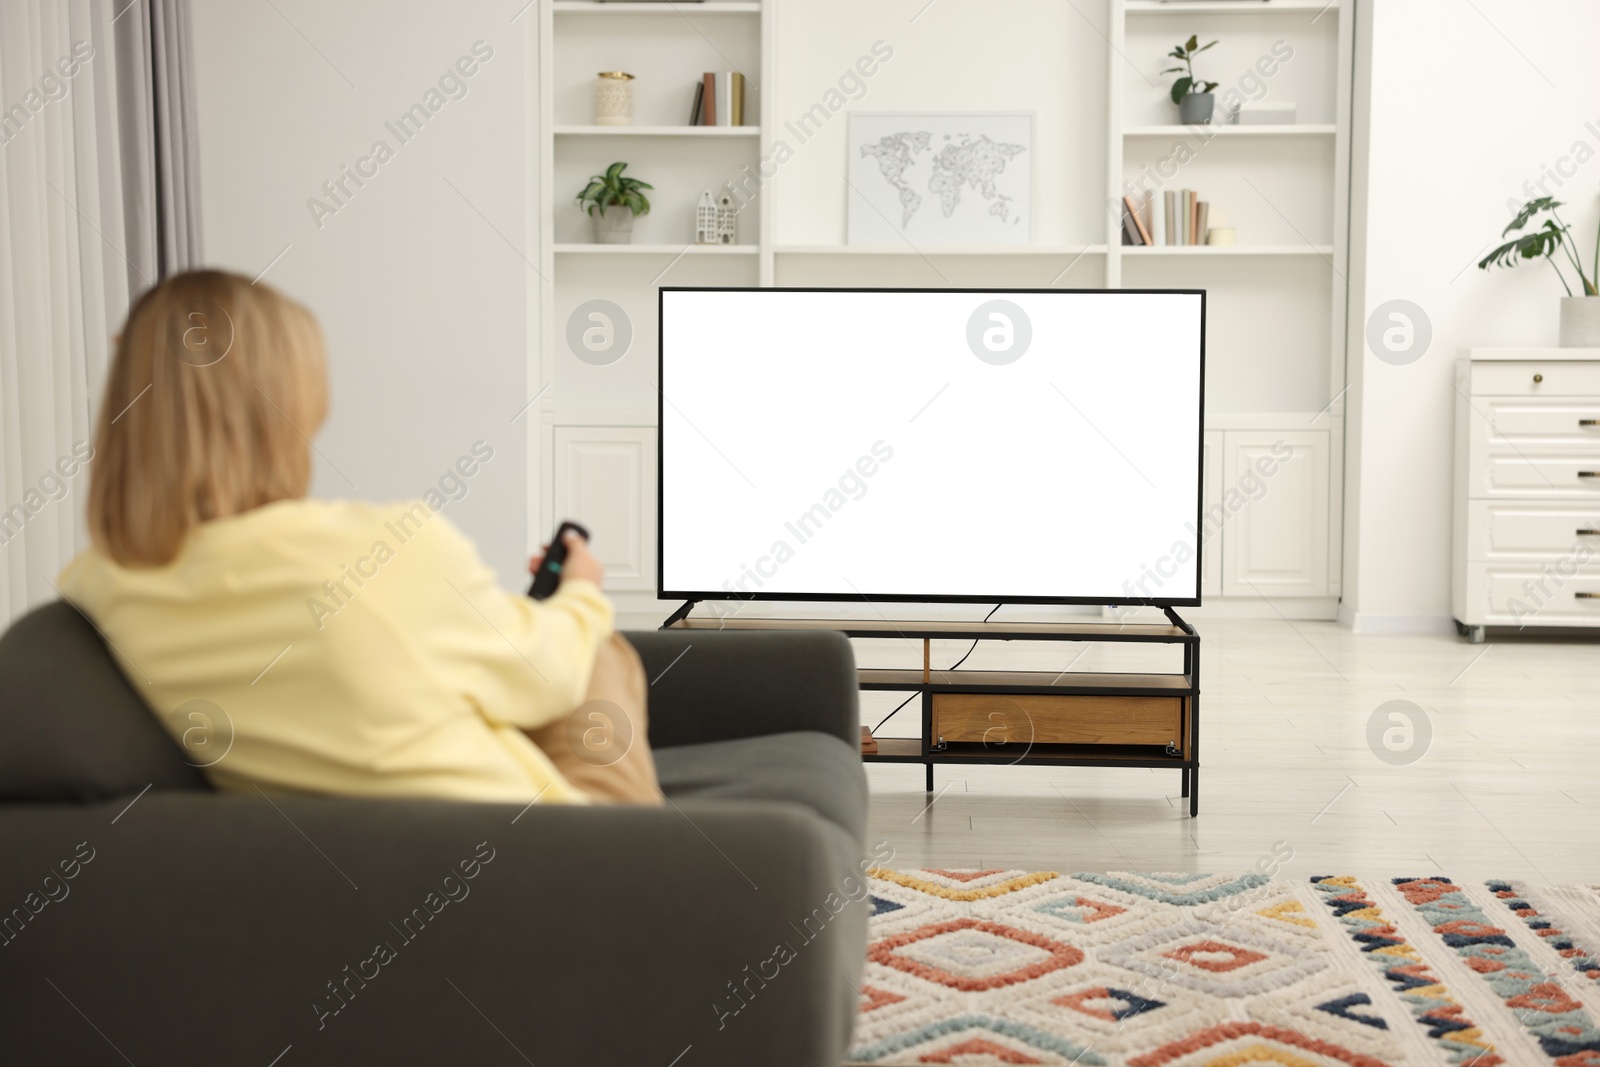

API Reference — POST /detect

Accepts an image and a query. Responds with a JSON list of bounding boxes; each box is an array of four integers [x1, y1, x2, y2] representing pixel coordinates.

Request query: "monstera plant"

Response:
[[1479, 195, 1600, 345]]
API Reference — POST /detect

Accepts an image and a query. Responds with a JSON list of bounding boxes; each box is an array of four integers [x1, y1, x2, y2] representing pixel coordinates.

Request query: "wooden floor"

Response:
[[861, 619, 1600, 886]]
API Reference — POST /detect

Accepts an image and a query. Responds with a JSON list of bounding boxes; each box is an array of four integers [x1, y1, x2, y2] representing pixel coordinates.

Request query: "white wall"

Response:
[[1343, 0, 1600, 631], [190, 1, 536, 587], [188, 0, 1600, 623], [770, 0, 1107, 248]]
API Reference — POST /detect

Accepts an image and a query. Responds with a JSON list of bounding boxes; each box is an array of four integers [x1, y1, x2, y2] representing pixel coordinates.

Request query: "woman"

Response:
[[59, 270, 662, 806]]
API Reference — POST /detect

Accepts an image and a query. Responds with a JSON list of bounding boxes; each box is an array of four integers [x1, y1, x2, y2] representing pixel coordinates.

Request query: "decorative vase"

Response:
[[592, 204, 634, 244], [1178, 92, 1215, 125], [595, 72, 634, 126], [1559, 296, 1600, 347]]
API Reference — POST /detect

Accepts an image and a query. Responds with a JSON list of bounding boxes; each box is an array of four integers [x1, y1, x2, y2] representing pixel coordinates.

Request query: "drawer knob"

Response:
[[1533, 373, 1544, 384]]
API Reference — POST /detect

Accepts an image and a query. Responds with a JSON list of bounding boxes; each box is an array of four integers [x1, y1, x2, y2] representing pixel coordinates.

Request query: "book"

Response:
[[688, 80, 704, 126], [1187, 189, 1199, 245], [1147, 192, 1163, 247], [717, 72, 732, 126], [1123, 196, 1152, 246], [731, 72, 745, 126], [1179, 189, 1189, 246], [1161, 191, 1175, 246], [701, 72, 716, 126], [1196, 201, 1211, 245], [1121, 203, 1143, 246]]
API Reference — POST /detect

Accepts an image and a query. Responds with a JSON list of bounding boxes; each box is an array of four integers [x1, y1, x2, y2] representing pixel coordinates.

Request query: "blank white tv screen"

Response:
[[659, 288, 1205, 605]]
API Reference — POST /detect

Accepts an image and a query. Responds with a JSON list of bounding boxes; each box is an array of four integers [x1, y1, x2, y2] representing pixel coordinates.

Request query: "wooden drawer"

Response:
[[1466, 396, 1600, 453], [1471, 361, 1600, 396], [1464, 501, 1600, 559], [1470, 454, 1600, 499], [931, 693, 1184, 749]]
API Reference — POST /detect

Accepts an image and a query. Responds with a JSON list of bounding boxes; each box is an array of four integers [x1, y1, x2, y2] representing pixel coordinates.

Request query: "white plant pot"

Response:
[[1559, 295, 1600, 347], [592, 204, 634, 245]]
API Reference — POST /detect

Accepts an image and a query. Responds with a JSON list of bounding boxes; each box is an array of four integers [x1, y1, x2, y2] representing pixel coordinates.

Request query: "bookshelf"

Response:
[[535, 0, 772, 618], [550, 1, 762, 12], [1125, 1, 1338, 12], [552, 125, 762, 137], [1105, 0, 1352, 614], [535, 0, 1356, 623], [553, 243, 761, 255], [1122, 124, 1336, 137]]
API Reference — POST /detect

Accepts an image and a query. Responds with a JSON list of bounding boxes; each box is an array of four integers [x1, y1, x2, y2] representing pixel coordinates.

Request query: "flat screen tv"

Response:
[[658, 287, 1206, 607]]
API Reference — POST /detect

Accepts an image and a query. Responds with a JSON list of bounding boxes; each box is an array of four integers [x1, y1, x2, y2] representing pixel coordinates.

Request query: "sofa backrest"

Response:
[[0, 600, 210, 801]]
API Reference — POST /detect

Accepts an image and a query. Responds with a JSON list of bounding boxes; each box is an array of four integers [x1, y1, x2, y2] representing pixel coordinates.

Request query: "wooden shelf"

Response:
[[1125, 1, 1336, 13], [1124, 124, 1336, 137], [864, 740, 1186, 767], [1121, 245, 1335, 256], [554, 243, 758, 254], [774, 245, 1109, 257], [553, 125, 758, 136], [859, 669, 1193, 695], [553, 2, 762, 12], [666, 616, 1192, 643]]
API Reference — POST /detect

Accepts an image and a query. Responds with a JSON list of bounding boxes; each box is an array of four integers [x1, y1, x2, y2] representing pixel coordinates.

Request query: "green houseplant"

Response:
[[1164, 36, 1219, 125], [1478, 195, 1600, 346], [577, 162, 653, 245]]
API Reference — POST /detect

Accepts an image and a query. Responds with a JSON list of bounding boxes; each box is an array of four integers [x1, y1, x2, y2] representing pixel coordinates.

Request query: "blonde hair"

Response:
[[89, 270, 329, 565]]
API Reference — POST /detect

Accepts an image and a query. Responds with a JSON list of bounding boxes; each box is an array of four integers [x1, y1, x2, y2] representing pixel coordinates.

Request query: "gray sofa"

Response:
[[0, 601, 869, 1067]]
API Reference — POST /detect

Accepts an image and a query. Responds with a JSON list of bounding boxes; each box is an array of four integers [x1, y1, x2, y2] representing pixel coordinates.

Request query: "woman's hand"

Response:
[[528, 530, 604, 588]]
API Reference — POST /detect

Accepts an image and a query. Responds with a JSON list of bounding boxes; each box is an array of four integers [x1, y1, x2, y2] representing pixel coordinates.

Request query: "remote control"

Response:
[[527, 521, 591, 600]]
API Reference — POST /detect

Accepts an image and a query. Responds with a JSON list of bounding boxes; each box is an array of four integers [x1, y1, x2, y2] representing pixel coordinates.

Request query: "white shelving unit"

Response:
[[536, 0, 773, 620], [1125, 0, 1338, 12], [552, 125, 762, 137], [553, 243, 760, 254], [1123, 124, 1336, 137], [1105, 0, 1353, 615], [551, 1, 761, 12], [775, 245, 1111, 257], [535, 0, 1356, 622]]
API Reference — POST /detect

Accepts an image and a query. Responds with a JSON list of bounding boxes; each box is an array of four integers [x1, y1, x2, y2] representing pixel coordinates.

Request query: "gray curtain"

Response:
[[0, 0, 202, 627], [113, 0, 202, 289]]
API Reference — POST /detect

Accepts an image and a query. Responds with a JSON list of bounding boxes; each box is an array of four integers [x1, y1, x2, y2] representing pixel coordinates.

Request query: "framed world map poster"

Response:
[[847, 112, 1033, 246]]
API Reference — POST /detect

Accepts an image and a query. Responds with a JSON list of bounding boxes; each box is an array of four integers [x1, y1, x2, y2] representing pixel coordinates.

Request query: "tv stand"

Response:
[[661, 608, 1201, 817]]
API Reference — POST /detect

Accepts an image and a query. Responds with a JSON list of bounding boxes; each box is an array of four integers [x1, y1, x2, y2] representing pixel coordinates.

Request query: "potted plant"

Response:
[[577, 162, 652, 244], [1164, 36, 1219, 125], [1479, 195, 1600, 346]]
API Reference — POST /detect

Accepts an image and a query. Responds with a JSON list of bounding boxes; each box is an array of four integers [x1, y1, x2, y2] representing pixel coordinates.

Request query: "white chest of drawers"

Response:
[[1453, 348, 1600, 641]]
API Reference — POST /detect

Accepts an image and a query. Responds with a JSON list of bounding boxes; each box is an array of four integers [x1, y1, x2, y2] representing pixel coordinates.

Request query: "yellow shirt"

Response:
[[58, 498, 612, 804]]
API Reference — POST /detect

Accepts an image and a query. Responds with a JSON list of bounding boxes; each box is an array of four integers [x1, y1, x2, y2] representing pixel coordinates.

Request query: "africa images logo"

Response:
[[966, 299, 1032, 366]]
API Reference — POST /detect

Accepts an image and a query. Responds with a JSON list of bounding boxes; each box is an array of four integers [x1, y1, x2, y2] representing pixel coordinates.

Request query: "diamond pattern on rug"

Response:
[[850, 869, 1600, 1065], [1100, 919, 1328, 997], [870, 918, 1085, 991]]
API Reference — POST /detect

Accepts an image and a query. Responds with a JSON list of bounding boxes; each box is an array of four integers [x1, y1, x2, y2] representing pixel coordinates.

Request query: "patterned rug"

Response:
[[849, 869, 1600, 1065]]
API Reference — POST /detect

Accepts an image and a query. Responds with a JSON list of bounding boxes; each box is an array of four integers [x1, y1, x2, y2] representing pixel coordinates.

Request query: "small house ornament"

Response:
[[694, 189, 718, 245], [716, 189, 737, 245]]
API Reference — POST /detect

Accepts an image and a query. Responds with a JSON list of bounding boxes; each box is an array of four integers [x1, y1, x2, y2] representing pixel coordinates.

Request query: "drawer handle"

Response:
[[1583, 419, 1600, 427], [1581, 529, 1600, 537], [1582, 472, 1600, 479], [1577, 592, 1600, 600]]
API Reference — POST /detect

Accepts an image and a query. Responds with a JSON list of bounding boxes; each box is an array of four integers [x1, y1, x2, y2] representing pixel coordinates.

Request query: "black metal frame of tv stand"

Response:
[[661, 604, 1201, 817]]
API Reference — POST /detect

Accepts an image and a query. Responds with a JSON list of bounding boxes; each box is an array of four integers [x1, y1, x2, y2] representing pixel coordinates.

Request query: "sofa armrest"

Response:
[[623, 629, 859, 750], [0, 793, 868, 1067]]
